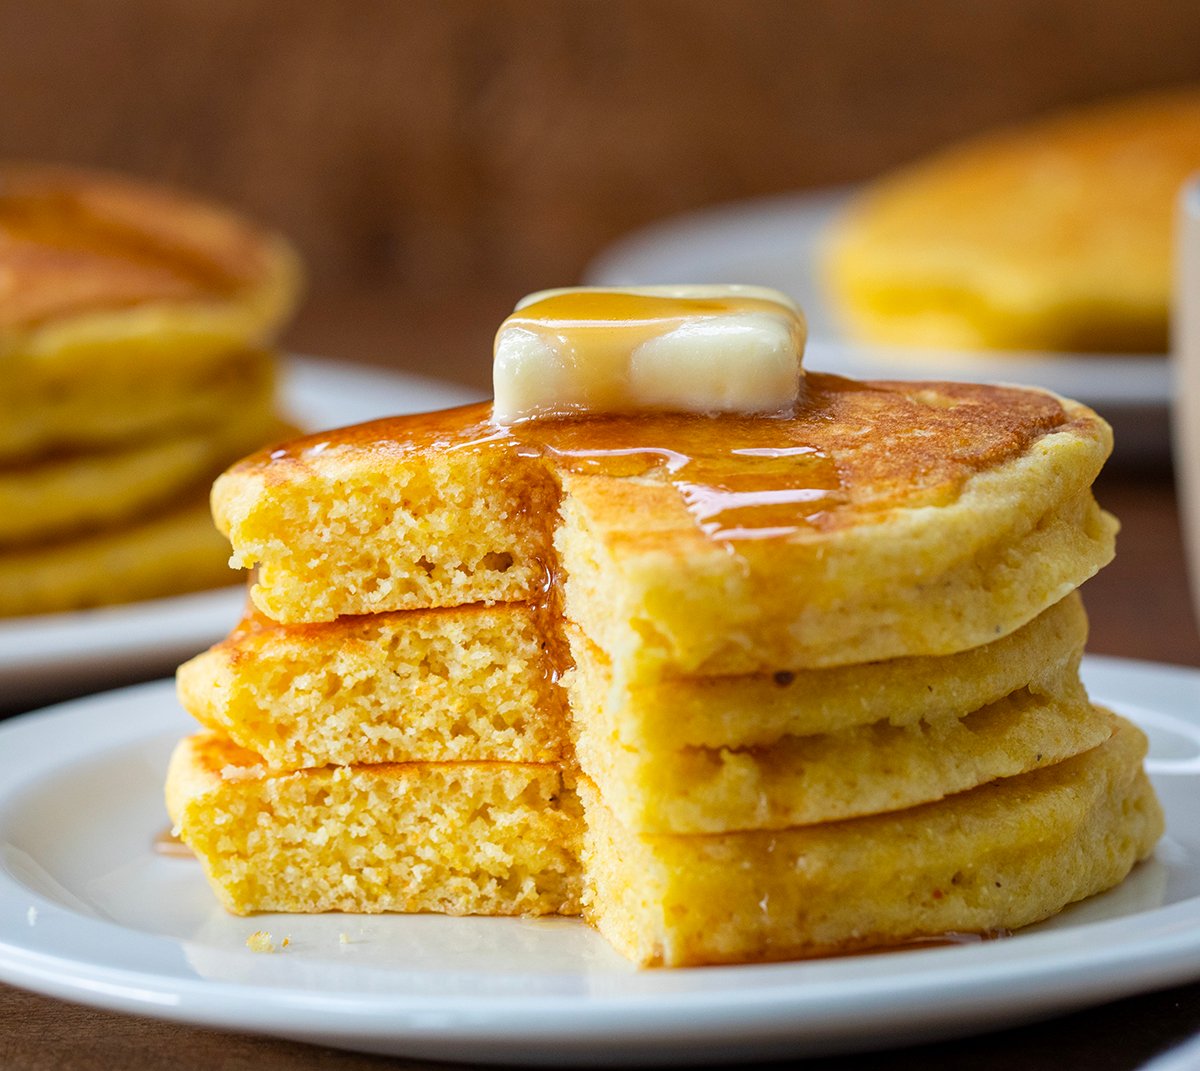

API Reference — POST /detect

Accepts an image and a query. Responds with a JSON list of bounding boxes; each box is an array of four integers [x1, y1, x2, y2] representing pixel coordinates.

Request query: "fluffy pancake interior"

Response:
[[166, 732, 581, 918], [215, 428, 558, 621], [177, 603, 565, 770]]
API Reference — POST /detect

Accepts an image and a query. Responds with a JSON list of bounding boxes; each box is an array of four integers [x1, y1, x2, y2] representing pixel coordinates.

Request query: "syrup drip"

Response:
[[267, 403, 842, 545], [519, 410, 842, 541]]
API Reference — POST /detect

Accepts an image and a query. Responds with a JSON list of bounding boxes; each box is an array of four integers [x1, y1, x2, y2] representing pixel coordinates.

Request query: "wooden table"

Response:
[[2, 365, 1198, 1070]]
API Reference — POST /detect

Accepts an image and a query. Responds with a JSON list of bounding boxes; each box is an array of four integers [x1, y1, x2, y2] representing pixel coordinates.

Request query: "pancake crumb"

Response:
[[246, 930, 275, 953]]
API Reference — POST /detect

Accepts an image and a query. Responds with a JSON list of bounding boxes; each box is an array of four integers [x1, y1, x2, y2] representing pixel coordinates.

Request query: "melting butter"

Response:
[[492, 285, 806, 423]]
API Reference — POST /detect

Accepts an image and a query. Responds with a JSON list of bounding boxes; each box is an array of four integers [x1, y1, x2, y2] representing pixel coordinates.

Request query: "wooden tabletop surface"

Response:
[[3, 338, 1199, 1068]]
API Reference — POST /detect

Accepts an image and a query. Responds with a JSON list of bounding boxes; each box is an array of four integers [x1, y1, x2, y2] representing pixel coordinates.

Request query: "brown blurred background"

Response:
[[4, 6, 1200, 1061], [4, 0, 1200, 390]]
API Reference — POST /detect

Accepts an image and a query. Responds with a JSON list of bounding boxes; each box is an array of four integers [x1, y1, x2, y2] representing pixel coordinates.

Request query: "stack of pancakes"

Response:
[[0, 165, 300, 616], [823, 87, 1200, 353], [170, 373, 1162, 966]]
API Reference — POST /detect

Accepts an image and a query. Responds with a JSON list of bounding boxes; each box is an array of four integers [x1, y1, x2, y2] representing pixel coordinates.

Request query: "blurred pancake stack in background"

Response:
[[0, 165, 301, 617], [823, 87, 1200, 354]]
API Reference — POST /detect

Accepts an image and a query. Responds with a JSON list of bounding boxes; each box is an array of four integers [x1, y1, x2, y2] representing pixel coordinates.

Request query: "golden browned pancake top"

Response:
[[0, 164, 286, 329], [247, 373, 1083, 538]]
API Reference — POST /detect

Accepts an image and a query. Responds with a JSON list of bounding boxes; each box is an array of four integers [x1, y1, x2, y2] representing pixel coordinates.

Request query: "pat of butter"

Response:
[[492, 285, 806, 423]]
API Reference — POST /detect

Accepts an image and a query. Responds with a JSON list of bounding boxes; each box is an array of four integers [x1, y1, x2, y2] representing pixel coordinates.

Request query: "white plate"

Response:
[[0, 357, 480, 709], [1, 655, 1199, 1065], [586, 190, 1172, 461]]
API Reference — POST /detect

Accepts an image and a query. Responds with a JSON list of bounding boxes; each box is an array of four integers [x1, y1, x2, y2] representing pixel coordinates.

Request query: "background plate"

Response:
[[1, 656, 1199, 1065], [0, 357, 479, 710], [586, 189, 1173, 463]]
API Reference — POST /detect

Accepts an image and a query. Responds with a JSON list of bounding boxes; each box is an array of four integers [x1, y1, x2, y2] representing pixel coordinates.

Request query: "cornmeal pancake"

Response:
[[555, 379, 1113, 676], [167, 715, 1160, 956], [0, 497, 234, 616], [4, 339, 279, 465], [166, 732, 581, 917], [582, 716, 1162, 966], [578, 663, 1112, 835], [0, 380, 280, 547], [823, 88, 1200, 353], [177, 604, 565, 770], [214, 413, 557, 619], [215, 375, 1114, 674], [0, 165, 299, 460], [566, 591, 1087, 750]]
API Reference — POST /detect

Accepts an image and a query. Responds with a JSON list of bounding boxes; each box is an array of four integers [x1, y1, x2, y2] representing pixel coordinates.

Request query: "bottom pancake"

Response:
[[0, 497, 236, 616], [166, 732, 581, 917], [581, 714, 1162, 967], [168, 714, 1160, 968]]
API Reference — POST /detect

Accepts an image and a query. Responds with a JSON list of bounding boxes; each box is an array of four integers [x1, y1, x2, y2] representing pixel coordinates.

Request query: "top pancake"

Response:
[[214, 373, 1114, 673], [0, 164, 298, 344], [0, 165, 300, 460], [823, 88, 1200, 352]]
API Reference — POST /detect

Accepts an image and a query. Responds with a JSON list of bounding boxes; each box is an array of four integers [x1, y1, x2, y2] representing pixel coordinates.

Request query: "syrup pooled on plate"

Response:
[[831, 929, 1012, 958]]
